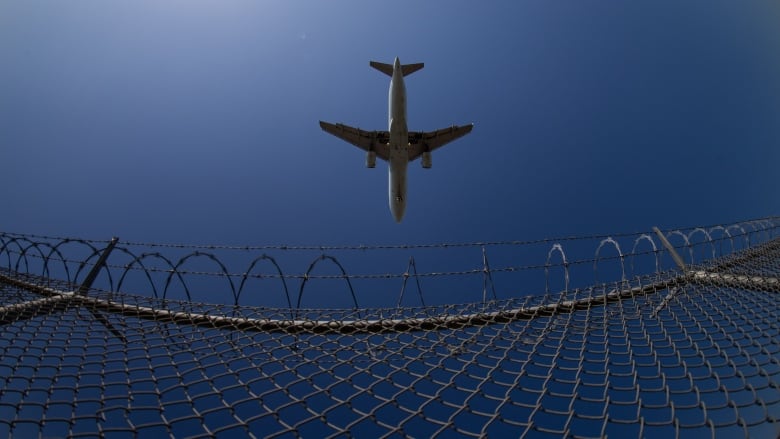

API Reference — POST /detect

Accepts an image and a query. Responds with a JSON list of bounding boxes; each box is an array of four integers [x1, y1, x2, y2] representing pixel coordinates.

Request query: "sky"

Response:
[[2, 0, 780, 247], [1, 4, 779, 436]]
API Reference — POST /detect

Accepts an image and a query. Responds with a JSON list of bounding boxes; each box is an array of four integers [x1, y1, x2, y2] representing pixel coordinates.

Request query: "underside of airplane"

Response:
[[320, 58, 473, 222]]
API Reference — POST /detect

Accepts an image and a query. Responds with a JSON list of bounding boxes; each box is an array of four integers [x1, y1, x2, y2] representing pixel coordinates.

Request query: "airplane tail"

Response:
[[370, 61, 424, 77]]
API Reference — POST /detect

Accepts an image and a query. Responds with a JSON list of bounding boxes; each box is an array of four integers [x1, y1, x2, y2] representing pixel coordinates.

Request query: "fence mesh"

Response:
[[0, 218, 778, 438]]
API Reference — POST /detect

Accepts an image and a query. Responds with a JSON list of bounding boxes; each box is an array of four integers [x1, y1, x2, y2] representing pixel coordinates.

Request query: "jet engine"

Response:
[[366, 150, 376, 168], [421, 151, 432, 169]]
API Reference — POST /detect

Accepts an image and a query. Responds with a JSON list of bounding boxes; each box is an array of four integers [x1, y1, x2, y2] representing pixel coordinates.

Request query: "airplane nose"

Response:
[[391, 198, 405, 223], [394, 57, 401, 68]]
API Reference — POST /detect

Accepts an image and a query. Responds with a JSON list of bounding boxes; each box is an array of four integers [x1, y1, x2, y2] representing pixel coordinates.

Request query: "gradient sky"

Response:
[[2, 1, 780, 247], [3, 6, 780, 438]]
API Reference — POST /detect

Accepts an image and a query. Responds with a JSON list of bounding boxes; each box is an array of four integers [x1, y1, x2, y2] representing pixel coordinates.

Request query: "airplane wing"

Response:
[[407, 124, 474, 162], [319, 121, 391, 161]]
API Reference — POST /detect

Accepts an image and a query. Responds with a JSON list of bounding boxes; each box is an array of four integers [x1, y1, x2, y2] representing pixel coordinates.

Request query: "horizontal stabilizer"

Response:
[[370, 61, 425, 77], [369, 61, 393, 76], [401, 63, 424, 76]]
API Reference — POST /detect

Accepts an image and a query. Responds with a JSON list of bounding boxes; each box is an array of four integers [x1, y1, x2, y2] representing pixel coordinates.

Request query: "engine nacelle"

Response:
[[421, 151, 432, 169], [366, 150, 376, 168]]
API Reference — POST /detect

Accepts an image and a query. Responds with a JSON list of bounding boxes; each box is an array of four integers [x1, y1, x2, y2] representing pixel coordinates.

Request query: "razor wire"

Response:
[[0, 217, 778, 437], [1, 217, 776, 307]]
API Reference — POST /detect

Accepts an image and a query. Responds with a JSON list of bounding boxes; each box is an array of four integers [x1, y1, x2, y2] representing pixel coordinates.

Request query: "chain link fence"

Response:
[[0, 218, 778, 437]]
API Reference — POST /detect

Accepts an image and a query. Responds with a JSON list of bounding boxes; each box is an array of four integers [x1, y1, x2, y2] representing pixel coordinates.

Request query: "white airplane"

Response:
[[320, 57, 473, 222]]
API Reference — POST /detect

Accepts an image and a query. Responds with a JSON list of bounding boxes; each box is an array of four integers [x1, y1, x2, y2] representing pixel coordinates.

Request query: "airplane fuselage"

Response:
[[319, 58, 473, 223], [388, 57, 409, 222]]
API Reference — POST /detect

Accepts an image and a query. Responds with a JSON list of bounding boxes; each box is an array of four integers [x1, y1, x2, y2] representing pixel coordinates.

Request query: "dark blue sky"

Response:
[[2, 1, 779, 246], [1, 6, 779, 436]]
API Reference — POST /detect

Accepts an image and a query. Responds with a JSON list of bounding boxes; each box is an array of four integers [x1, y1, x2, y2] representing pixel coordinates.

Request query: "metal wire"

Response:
[[0, 217, 778, 438]]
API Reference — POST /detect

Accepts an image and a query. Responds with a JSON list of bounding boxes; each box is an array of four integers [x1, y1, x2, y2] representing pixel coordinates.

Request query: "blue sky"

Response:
[[1, 5, 780, 437], [2, 1, 780, 246]]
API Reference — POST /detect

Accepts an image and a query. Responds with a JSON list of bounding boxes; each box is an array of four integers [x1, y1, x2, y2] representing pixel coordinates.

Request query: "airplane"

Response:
[[319, 57, 473, 222]]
